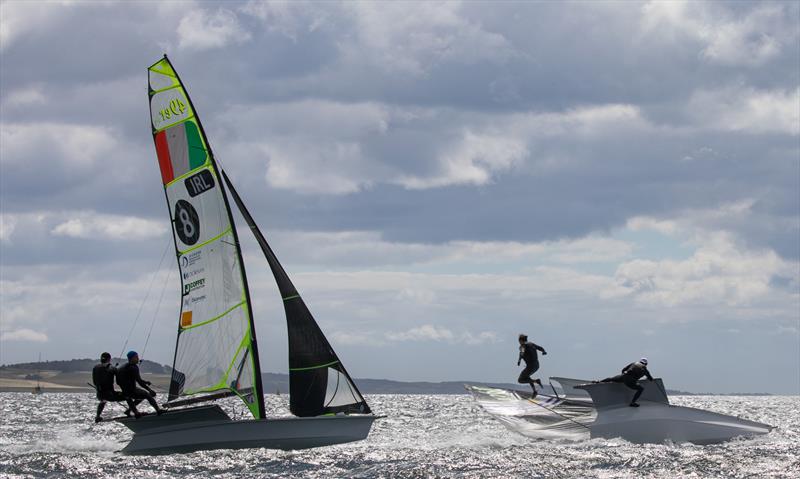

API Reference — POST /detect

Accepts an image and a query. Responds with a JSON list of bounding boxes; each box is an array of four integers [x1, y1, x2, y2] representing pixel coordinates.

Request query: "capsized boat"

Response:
[[468, 377, 774, 444], [115, 56, 378, 455], [575, 380, 774, 444]]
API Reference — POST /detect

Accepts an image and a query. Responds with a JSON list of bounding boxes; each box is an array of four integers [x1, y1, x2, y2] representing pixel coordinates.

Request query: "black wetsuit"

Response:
[[92, 362, 131, 419], [116, 362, 160, 413], [601, 361, 653, 404], [517, 341, 546, 390]]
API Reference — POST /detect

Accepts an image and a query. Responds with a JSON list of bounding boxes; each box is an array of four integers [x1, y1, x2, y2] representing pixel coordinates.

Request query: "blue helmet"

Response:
[[127, 350, 138, 360]]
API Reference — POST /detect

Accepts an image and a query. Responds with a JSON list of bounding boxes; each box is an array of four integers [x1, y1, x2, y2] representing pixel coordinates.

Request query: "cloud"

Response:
[[50, 213, 167, 241], [178, 8, 250, 50], [0, 329, 48, 342], [0, 0, 74, 51], [0, 211, 166, 244], [0, 122, 117, 168], [687, 86, 800, 135], [341, 1, 516, 75], [1, 85, 46, 107], [252, 229, 633, 269], [398, 131, 528, 189], [0, 215, 17, 243], [385, 324, 497, 345], [616, 203, 799, 307], [640, 1, 795, 66]]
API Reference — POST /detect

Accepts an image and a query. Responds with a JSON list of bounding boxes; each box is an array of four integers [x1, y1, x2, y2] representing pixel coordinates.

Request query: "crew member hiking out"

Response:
[[116, 351, 163, 417], [92, 352, 135, 422], [517, 334, 547, 398], [599, 357, 654, 407]]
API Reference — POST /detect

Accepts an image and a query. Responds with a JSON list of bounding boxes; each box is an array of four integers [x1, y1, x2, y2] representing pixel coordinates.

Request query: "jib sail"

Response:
[[223, 171, 371, 417]]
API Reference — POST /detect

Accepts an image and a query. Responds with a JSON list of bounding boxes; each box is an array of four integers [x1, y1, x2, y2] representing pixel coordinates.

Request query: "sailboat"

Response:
[[32, 353, 43, 395], [467, 377, 774, 444], [115, 55, 378, 454]]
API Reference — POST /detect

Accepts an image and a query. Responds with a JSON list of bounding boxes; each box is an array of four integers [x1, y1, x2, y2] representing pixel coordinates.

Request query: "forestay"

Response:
[[147, 56, 264, 419]]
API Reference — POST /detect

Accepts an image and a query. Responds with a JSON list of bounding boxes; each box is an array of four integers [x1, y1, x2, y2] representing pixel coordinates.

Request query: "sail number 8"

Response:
[[174, 200, 200, 246], [159, 99, 188, 122]]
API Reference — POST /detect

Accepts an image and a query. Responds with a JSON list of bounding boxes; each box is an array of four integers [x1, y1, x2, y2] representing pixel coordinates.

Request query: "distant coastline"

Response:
[[0, 359, 774, 396]]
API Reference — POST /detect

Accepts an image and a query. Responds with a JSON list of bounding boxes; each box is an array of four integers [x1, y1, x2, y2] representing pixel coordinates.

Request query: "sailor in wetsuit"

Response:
[[600, 358, 654, 407], [517, 334, 547, 398], [92, 352, 135, 422], [116, 351, 163, 416]]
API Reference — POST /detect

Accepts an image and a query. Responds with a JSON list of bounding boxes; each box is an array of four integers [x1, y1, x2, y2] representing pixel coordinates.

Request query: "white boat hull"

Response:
[[576, 380, 774, 444], [117, 406, 378, 454], [589, 402, 773, 444]]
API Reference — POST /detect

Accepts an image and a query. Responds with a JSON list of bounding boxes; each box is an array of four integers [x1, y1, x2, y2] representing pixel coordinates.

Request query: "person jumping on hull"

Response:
[[116, 351, 163, 417], [92, 352, 136, 422], [599, 357, 653, 407], [517, 333, 547, 398]]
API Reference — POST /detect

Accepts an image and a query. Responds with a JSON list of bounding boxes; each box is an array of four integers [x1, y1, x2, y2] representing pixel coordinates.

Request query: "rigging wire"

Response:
[[141, 266, 173, 358], [118, 239, 172, 361]]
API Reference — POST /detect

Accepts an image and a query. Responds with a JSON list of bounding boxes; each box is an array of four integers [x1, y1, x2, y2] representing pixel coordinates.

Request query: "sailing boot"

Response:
[[629, 402, 640, 407], [94, 416, 103, 423]]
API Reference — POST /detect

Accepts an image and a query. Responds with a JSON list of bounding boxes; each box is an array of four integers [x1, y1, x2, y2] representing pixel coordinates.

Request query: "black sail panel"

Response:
[[222, 171, 371, 417]]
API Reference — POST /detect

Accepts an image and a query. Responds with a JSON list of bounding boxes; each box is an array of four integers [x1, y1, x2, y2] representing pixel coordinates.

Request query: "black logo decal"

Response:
[[174, 200, 200, 245], [185, 170, 215, 197]]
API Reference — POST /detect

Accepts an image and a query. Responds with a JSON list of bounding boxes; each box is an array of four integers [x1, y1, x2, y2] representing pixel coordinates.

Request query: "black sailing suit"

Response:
[[517, 341, 546, 390], [116, 362, 160, 414], [601, 361, 654, 404], [92, 362, 133, 419]]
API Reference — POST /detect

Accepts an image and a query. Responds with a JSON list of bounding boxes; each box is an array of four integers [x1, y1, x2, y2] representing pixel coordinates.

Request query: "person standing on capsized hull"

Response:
[[599, 358, 653, 407], [517, 334, 547, 398]]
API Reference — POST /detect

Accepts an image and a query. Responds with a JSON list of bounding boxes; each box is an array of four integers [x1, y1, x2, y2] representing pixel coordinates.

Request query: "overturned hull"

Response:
[[588, 402, 774, 445], [576, 380, 774, 444], [468, 379, 774, 445], [115, 405, 378, 455]]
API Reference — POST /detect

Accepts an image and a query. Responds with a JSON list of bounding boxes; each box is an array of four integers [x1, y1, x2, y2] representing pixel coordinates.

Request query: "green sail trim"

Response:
[[289, 360, 340, 372], [180, 301, 245, 331]]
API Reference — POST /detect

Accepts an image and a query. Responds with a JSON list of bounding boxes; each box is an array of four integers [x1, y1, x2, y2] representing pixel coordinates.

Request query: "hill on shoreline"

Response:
[[0, 359, 771, 395]]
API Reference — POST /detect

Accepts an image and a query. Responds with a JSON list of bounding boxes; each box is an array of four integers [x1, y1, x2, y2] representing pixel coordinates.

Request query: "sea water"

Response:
[[0, 393, 797, 478]]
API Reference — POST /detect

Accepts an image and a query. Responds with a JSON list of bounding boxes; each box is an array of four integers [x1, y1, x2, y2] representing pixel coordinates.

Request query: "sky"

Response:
[[0, 0, 798, 394]]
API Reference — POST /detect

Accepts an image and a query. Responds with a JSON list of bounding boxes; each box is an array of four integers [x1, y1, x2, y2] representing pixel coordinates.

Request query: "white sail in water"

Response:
[[148, 57, 264, 418]]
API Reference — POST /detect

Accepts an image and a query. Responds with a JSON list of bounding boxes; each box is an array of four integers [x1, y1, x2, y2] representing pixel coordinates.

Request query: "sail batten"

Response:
[[148, 56, 265, 419]]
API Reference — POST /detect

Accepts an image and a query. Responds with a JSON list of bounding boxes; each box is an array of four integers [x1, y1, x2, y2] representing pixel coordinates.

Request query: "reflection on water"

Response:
[[0, 393, 797, 478]]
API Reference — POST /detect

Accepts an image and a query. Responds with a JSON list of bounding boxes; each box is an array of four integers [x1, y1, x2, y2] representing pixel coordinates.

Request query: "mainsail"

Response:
[[147, 56, 265, 418]]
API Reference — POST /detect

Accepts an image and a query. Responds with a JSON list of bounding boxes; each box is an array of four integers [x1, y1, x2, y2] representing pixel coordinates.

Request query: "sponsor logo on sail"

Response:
[[181, 250, 203, 268], [183, 278, 205, 295], [183, 267, 204, 280]]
